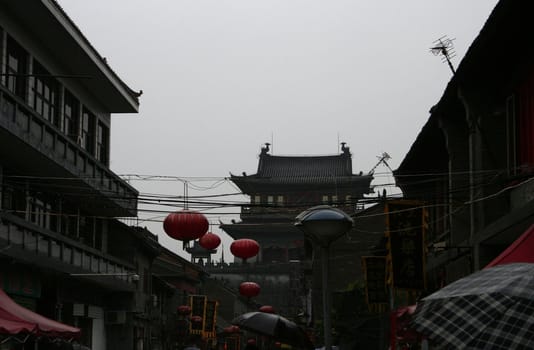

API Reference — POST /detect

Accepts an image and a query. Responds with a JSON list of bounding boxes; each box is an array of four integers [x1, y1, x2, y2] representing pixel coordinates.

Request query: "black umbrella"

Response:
[[412, 263, 534, 349], [232, 312, 313, 349]]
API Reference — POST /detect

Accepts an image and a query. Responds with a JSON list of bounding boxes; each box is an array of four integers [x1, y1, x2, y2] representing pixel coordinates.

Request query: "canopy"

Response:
[[0, 289, 80, 338], [412, 263, 534, 349], [0, 318, 35, 334], [486, 224, 534, 267]]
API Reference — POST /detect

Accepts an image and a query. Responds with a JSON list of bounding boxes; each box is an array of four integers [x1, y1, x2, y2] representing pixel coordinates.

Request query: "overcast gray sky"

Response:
[[57, 0, 499, 260]]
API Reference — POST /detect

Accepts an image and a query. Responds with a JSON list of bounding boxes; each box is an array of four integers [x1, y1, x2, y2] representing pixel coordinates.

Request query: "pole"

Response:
[[321, 245, 332, 350]]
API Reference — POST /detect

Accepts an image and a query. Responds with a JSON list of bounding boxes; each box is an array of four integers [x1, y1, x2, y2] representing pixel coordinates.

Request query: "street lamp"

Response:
[[295, 205, 353, 350]]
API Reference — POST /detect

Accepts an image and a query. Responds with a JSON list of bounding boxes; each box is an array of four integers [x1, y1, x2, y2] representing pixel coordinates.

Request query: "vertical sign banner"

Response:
[[226, 335, 240, 350], [362, 256, 388, 306], [386, 201, 427, 290], [203, 300, 218, 336], [189, 295, 207, 334]]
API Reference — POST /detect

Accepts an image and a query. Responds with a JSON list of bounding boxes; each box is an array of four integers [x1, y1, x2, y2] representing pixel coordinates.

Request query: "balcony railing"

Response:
[[0, 87, 137, 216], [0, 211, 136, 287]]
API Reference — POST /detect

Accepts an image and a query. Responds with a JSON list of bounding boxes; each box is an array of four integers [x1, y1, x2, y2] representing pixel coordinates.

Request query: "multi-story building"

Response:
[[208, 143, 374, 328], [0, 1, 161, 349], [394, 0, 534, 288]]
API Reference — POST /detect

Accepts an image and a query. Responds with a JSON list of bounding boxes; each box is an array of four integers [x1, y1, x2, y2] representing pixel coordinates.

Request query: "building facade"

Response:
[[208, 143, 374, 330], [0, 1, 161, 349], [394, 0, 534, 290]]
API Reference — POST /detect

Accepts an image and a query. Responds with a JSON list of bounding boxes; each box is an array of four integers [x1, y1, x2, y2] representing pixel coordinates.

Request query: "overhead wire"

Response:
[[1, 168, 530, 231]]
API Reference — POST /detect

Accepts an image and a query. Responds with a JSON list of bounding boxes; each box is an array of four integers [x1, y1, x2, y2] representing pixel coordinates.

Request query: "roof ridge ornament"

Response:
[[340, 142, 350, 155], [261, 142, 271, 155]]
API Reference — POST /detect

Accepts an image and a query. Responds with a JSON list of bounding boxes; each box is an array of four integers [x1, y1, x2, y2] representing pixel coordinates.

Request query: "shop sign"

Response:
[[362, 256, 388, 305], [189, 295, 207, 334], [203, 299, 218, 335], [386, 201, 426, 290]]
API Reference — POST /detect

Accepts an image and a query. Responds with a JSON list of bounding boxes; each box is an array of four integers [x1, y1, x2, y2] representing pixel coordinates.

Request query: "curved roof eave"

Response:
[[8, 0, 141, 113]]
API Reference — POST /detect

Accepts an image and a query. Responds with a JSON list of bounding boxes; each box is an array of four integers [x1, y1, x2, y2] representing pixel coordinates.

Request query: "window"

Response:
[[322, 195, 329, 204], [79, 216, 95, 246], [1, 182, 26, 219], [80, 108, 95, 154], [253, 195, 261, 204], [331, 195, 338, 204], [345, 195, 352, 203], [277, 195, 284, 206], [60, 211, 79, 238], [63, 89, 79, 140], [96, 122, 109, 165], [94, 218, 103, 250], [267, 196, 274, 205], [5, 36, 27, 99], [27, 197, 51, 229], [32, 61, 58, 125]]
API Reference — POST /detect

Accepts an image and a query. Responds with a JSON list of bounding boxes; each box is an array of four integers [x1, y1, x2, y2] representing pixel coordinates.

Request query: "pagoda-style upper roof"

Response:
[[230, 143, 373, 193]]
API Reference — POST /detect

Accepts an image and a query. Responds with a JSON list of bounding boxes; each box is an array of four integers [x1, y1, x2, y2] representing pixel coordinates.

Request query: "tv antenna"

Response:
[[430, 36, 456, 74], [368, 152, 392, 175]]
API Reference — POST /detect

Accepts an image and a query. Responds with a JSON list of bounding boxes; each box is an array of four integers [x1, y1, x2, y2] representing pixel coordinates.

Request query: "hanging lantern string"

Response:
[[183, 180, 189, 210]]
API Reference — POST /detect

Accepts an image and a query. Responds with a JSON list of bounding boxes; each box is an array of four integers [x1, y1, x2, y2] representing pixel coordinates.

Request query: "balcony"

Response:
[[0, 87, 137, 217], [0, 211, 136, 292]]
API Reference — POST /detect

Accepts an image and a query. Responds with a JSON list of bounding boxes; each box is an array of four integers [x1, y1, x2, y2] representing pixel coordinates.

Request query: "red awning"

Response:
[[485, 224, 534, 268], [0, 318, 35, 334], [0, 289, 80, 338]]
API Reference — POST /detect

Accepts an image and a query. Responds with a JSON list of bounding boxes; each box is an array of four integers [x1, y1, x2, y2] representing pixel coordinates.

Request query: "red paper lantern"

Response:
[[163, 210, 209, 241], [230, 239, 260, 261], [191, 315, 203, 323], [259, 305, 275, 313], [199, 232, 221, 250], [239, 281, 260, 298], [177, 305, 191, 315]]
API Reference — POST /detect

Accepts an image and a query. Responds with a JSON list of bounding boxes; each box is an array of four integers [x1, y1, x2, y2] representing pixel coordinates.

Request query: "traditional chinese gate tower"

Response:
[[216, 143, 373, 319]]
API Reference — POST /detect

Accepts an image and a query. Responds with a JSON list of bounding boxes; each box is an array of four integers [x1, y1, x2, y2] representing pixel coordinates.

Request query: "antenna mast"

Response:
[[430, 36, 457, 74], [368, 152, 392, 175]]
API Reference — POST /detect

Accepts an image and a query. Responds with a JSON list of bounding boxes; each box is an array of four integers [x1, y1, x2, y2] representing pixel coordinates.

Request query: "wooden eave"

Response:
[[2, 0, 140, 113]]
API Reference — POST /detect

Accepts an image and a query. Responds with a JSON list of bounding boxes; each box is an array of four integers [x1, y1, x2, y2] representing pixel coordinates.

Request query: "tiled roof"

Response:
[[230, 145, 373, 191], [257, 154, 353, 178], [49, 0, 141, 104]]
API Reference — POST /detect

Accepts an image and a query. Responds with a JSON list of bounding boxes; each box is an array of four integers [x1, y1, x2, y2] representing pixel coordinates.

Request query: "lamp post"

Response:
[[295, 205, 353, 350]]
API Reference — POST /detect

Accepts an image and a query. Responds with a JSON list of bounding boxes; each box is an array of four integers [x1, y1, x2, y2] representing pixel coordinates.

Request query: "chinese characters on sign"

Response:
[[203, 300, 218, 335], [362, 256, 388, 305], [189, 295, 207, 334], [386, 201, 426, 290]]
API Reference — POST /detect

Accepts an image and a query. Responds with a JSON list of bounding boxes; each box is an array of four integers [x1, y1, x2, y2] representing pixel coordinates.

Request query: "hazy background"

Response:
[[56, 0, 499, 260]]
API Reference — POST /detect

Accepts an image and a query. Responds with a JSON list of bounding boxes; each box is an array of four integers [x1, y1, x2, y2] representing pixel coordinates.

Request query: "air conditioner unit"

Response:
[[105, 311, 126, 324]]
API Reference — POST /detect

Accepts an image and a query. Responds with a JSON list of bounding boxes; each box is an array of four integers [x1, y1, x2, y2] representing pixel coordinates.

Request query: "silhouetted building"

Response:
[[0, 1, 161, 349], [395, 0, 534, 291], [210, 143, 373, 324]]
